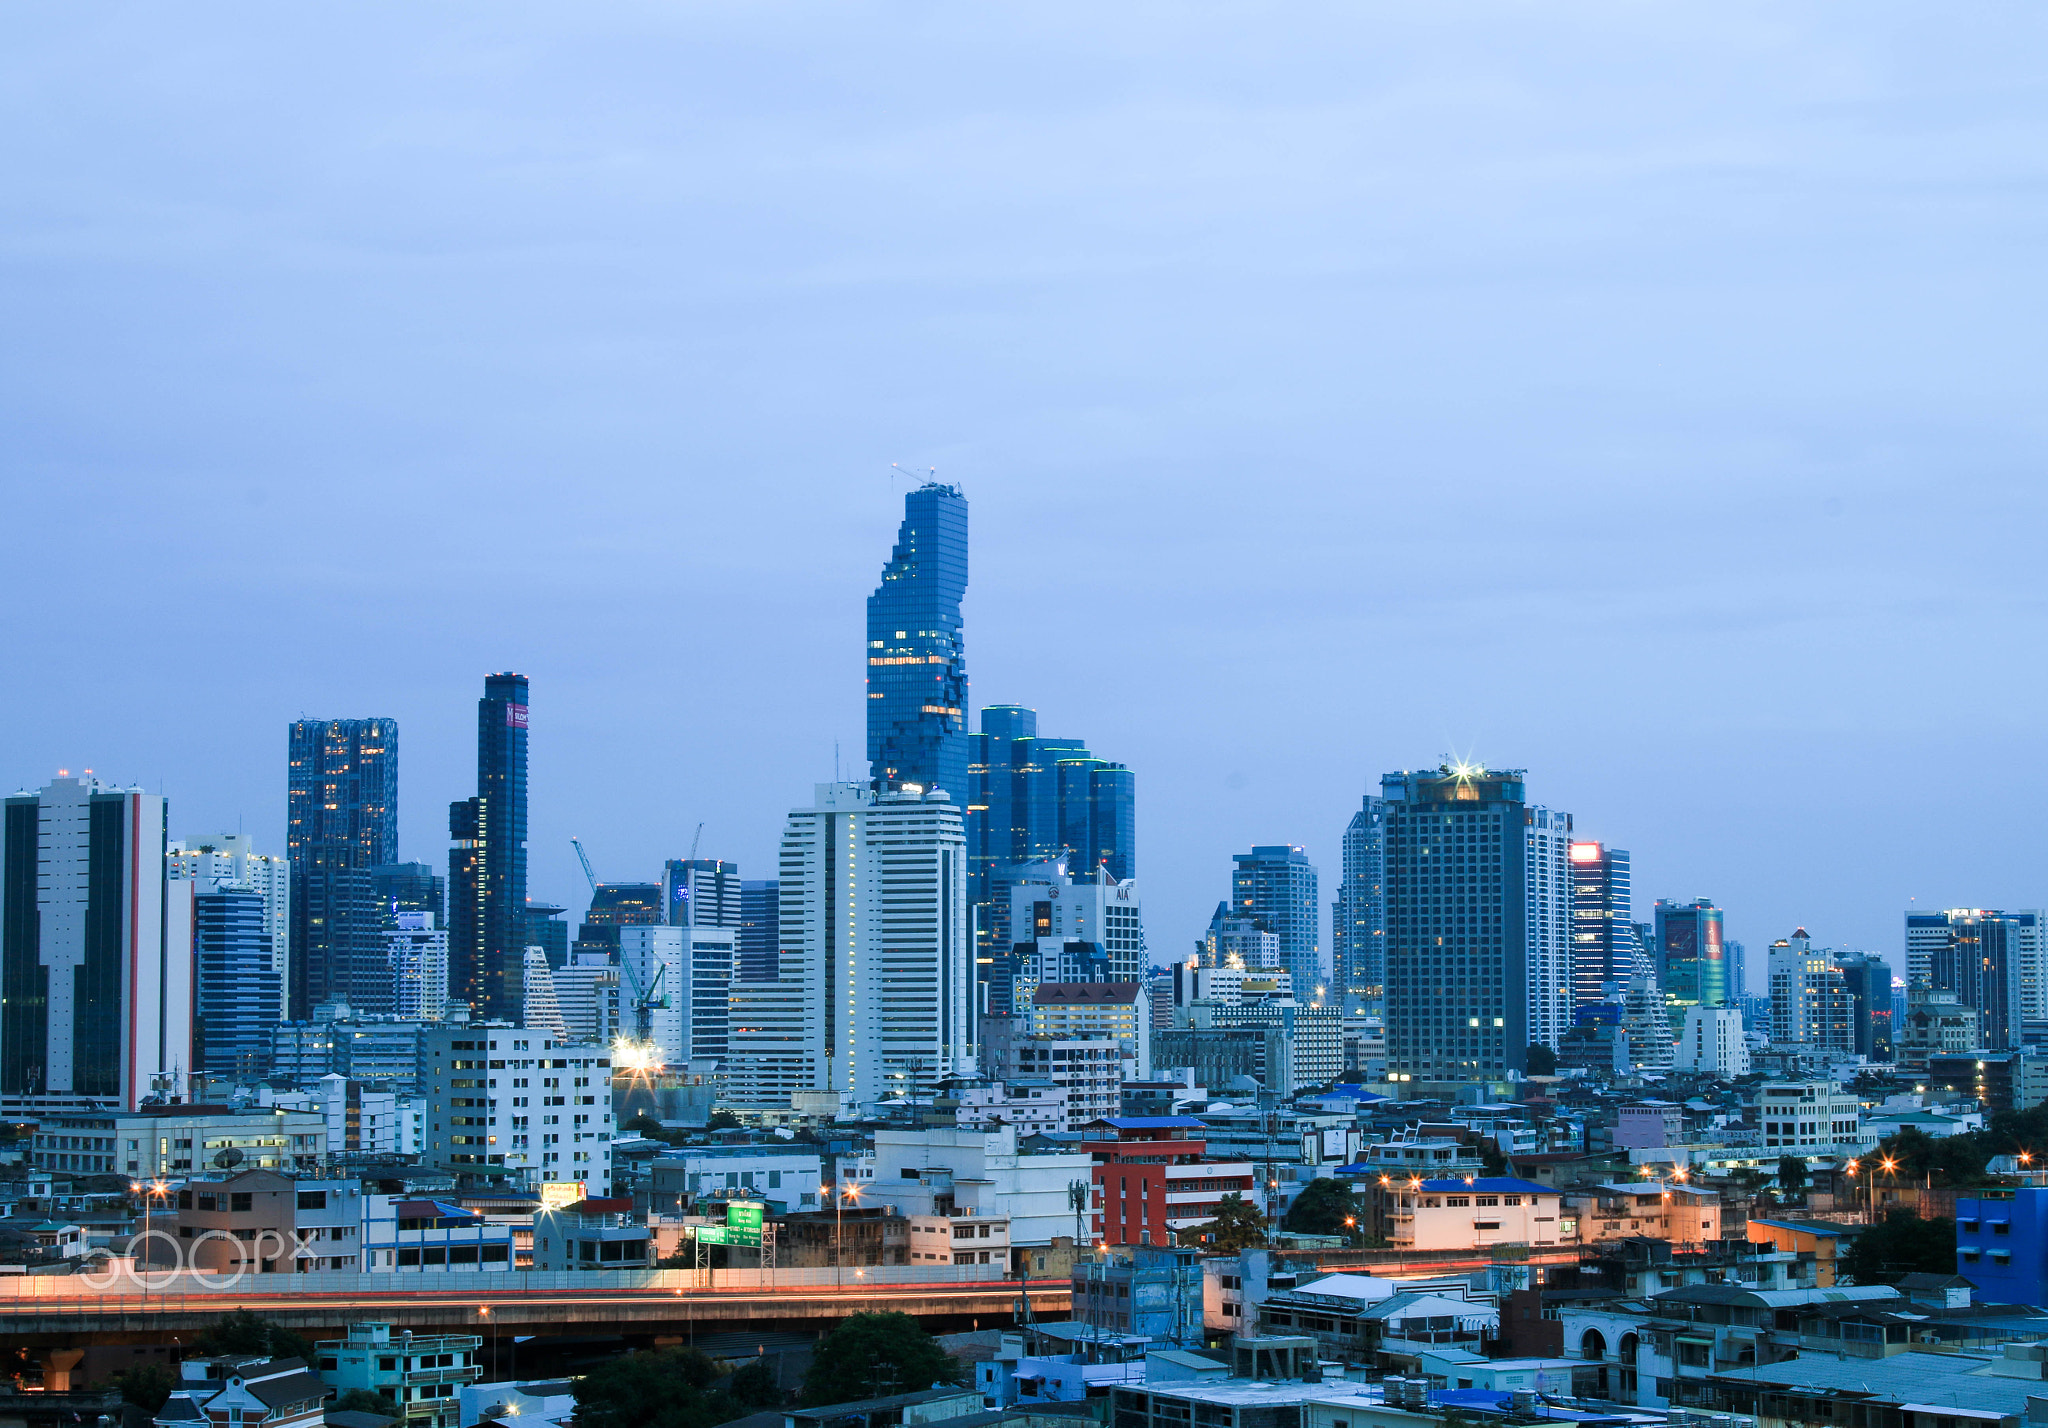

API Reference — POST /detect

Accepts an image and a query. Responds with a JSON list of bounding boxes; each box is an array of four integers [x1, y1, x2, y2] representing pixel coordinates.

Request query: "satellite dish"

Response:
[[213, 1148, 245, 1170]]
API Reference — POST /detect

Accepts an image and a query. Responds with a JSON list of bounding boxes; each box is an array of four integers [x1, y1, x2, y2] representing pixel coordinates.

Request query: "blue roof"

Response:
[[1087, 1116, 1208, 1129]]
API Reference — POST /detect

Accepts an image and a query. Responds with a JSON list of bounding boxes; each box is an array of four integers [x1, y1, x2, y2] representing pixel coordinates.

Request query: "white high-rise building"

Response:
[[1003, 861, 1143, 981], [752, 782, 971, 1106], [1769, 929, 1853, 1050], [552, 952, 620, 1048], [1525, 808, 1574, 1052], [419, 1022, 612, 1194], [1, 776, 190, 1112], [522, 947, 569, 1041], [387, 912, 449, 1022], [1675, 1006, 1750, 1077], [1906, 909, 2048, 1028], [619, 924, 736, 1071], [169, 833, 290, 1018]]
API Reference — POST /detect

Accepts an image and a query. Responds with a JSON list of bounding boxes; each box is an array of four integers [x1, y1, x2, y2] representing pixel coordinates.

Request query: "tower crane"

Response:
[[567, 836, 668, 1045]]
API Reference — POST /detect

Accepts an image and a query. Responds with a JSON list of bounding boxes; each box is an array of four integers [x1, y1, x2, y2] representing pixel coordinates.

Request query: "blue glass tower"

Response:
[[195, 885, 279, 1078], [450, 673, 528, 1020], [867, 482, 969, 797]]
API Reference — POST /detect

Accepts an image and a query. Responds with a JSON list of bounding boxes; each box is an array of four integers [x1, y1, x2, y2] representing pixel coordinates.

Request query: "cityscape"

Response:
[[5, 10, 2048, 1428]]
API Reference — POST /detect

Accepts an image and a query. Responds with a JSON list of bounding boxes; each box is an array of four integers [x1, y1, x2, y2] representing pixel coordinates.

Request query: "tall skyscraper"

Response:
[[2, 775, 189, 1110], [448, 673, 528, 1020], [1726, 938, 1747, 1000], [1907, 909, 2048, 1029], [1768, 928, 1852, 1050], [1655, 898, 1729, 1012], [867, 481, 968, 797], [572, 884, 662, 958], [1230, 846, 1321, 998], [170, 834, 290, 1020], [726, 783, 970, 1109], [1836, 952, 1895, 1061], [1331, 795, 1386, 1015], [192, 883, 279, 1079], [1002, 859, 1143, 983], [1568, 842, 1634, 1011], [369, 862, 444, 924], [1380, 765, 1572, 1089], [1925, 913, 2034, 1050], [663, 858, 741, 928], [286, 718, 397, 1018], [966, 704, 1134, 954], [737, 879, 779, 981], [524, 902, 569, 968]]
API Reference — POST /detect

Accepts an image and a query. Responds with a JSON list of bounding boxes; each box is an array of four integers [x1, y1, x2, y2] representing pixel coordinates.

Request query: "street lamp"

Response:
[[835, 1180, 861, 1288], [132, 1179, 169, 1278]]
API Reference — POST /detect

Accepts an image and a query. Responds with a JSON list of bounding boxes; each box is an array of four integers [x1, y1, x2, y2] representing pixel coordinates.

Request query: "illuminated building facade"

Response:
[[1655, 897, 1728, 1012], [1380, 765, 1572, 1090], [1331, 795, 1385, 1015], [1231, 845, 1321, 1000], [448, 673, 528, 1021], [663, 857, 741, 929], [1907, 908, 2048, 1028], [286, 718, 398, 1018], [1568, 841, 1635, 1011], [867, 481, 969, 797]]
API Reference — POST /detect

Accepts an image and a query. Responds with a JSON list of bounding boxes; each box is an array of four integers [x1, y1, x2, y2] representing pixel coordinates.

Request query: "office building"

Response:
[[522, 947, 569, 1040], [170, 834, 290, 1018], [287, 718, 398, 1018], [619, 924, 736, 1069], [447, 673, 529, 1022], [571, 883, 662, 957], [738, 878, 779, 981], [1202, 903, 1281, 969], [1837, 953, 1895, 1061], [1768, 929, 1853, 1050], [967, 704, 1136, 953], [1673, 1006, 1750, 1077], [1230, 845, 1321, 997], [524, 901, 569, 968], [867, 480, 969, 797], [1027, 983, 1149, 1078], [551, 953, 621, 1047], [1909, 909, 2047, 1039], [664, 857, 741, 927], [370, 861, 444, 924], [419, 1022, 612, 1193], [1727, 938, 1747, 1000], [1380, 765, 1571, 1090], [1330, 794, 1385, 1015], [386, 912, 448, 1022], [1, 775, 188, 1112], [750, 782, 971, 1106], [192, 882, 279, 1079], [1004, 859, 1143, 981], [1568, 842, 1634, 1011], [1654, 898, 1728, 1013]]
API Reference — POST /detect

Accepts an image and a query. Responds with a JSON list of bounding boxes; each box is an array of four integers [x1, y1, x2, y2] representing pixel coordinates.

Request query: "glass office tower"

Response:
[[867, 481, 969, 798], [1232, 845, 1321, 999], [1568, 841, 1634, 1010], [1655, 898, 1728, 1011], [449, 673, 529, 1020], [195, 884, 278, 1078], [286, 718, 398, 1018], [1332, 796, 1386, 1016], [966, 703, 1136, 954]]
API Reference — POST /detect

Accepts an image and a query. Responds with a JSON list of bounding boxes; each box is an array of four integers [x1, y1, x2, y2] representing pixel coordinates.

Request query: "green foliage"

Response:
[[1866, 1100, 2048, 1190], [1176, 1192, 1268, 1251], [706, 1110, 743, 1131], [109, 1364, 177, 1413], [572, 1348, 745, 1428], [191, 1310, 313, 1365], [1523, 1043, 1557, 1076], [1839, 1209, 1957, 1285], [335, 1388, 402, 1418], [728, 1357, 782, 1408], [1776, 1156, 1808, 1196], [799, 1312, 961, 1406], [1282, 1178, 1364, 1241], [622, 1114, 667, 1138], [1479, 1141, 1509, 1177]]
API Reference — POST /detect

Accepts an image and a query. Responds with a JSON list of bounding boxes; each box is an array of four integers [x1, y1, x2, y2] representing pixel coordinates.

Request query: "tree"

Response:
[[622, 1114, 667, 1138], [191, 1310, 313, 1365], [335, 1389, 402, 1418], [1840, 1209, 1957, 1285], [706, 1110, 743, 1132], [800, 1312, 960, 1406], [1776, 1156, 1809, 1200], [109, 1364, 176, 1413], [1176, 1193, 1267, 1252], [727, 1358, 782, 1409], [1524, 1044, 1557, 1076], [573, 1348, 738, 1428], [1282, 1178, 1363, 1241]]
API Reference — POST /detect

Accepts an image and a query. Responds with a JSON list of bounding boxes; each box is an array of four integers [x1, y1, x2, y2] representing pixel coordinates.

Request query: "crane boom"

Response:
[[570, 837, 598, 895], [689, 821, 704, 862]]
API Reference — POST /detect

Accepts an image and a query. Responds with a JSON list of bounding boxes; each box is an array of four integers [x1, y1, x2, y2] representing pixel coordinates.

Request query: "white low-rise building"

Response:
[[1759, 1081, 1867, 1153], [1674, 1007, 1749, 1077], [863, 1124, 1093, 1257], [1371, 1176, 1563, 1251]]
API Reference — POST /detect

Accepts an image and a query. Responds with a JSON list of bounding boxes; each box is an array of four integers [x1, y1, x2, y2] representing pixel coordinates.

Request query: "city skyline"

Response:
[[8, 9, 2048, 978]]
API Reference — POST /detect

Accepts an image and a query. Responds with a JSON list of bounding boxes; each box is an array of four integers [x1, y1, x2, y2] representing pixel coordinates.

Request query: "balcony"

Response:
[[406, 1366, 483, 1387]]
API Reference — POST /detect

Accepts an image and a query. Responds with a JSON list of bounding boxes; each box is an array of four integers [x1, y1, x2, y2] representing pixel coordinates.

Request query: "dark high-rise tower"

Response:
[[867, 482, 968, 797], [1568, 841, 1634, 1010], [286, 719, 398, 1017], [1332, 795, 1386, 1016], [965, 703, 1136, 953], [449, 674, 528, 1020], [1232, 845, 1321, 999]]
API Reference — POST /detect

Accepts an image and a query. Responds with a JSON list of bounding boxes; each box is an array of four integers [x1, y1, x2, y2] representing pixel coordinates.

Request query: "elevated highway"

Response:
[[0, 1266, 1072, 1347]]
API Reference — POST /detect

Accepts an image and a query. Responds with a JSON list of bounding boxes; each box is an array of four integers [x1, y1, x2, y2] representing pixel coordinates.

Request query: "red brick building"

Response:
[[1080, 1116, 1255, 1247]]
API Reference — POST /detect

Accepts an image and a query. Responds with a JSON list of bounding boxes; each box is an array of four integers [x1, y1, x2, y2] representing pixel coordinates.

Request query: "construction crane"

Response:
[[568, 836, 669, 1042], [689, 821, 704, 861]]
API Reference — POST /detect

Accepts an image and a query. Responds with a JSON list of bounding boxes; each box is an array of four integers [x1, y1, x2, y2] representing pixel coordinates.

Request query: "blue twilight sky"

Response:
[[4, 5, 2047, 983]]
